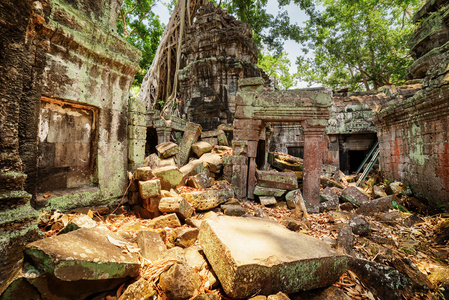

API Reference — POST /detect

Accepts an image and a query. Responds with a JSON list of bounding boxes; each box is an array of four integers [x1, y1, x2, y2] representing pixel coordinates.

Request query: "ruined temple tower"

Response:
[[178, 3, 263, 130]]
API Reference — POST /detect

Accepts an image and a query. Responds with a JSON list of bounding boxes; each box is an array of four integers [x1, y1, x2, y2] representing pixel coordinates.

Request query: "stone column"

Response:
[[156, 127, 171, 144], [302, 127, 325, 213]]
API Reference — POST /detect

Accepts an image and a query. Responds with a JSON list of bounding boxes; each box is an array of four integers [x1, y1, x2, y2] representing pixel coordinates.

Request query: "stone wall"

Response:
[[178, 3, 262, 131], [0, 0, 140, 282], [375, 0, 449, 210]]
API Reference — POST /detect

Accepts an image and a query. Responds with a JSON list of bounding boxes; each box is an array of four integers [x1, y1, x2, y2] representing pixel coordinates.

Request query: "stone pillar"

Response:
[[302, 127, 326, 213], [128, 98, 147, 171], [156, 127, 171, 144]]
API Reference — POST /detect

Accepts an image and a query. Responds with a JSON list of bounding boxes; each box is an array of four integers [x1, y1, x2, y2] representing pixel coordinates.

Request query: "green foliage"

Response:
[[117, 0, 165, 87], [294, 0, 422, 91], [258, 51, 299, 90]]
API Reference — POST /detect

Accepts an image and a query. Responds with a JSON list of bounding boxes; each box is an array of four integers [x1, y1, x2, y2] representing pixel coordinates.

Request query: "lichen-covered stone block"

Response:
[[156, 142, 180, 159], [153, 166, 183, 190], [138, 179, 161, 199], [255, 170, 298, 190], [199, 216, 347, 298]]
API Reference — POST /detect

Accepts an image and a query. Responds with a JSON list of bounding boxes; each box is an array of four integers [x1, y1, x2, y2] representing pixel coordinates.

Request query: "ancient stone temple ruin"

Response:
[[375, 0, 449, 210], [0, 0, 140, 280], [178, 2, 263, 130]]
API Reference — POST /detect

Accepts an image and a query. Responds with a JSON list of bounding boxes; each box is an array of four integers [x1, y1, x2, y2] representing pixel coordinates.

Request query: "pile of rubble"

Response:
[[1, 125, 448, 299]]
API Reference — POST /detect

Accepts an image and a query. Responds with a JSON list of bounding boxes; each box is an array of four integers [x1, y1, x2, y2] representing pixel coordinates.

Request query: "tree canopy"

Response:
[[258, 51, 299, 90], [118, 0, 423, 91], [117, 0, 165, 87], [294, 0, 422, 91]]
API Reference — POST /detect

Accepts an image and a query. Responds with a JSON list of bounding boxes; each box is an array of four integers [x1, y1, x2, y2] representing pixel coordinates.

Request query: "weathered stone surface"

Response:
[[156, 142, 180, 158], [375, 211, 402, 224], [259, 196, 277, 206], [348, 257, 414, 300], [199, 153, 223, 173], [139, 179, 161, 199], [180, 159, 204, 177], [279, 216, 303, 232], [181, 183, 234, 211], [150, 213, 182, 229], [357, 195, 396, 216], [199, 216, 347, 298], [341, 186, 369, 207], [401, 214, 424, 227], [163, 247, 187, 262], [59, 214, 96, 234], [391, 258, 434, 291], [174, 227, 199, 248], [222, 204, 246, 216], [119, 278, 156, 300], [193, 293, 221, 300], [373, 185, 388, 199], [185, 246, 207, 271], [348, 216, 370, 236], [192, 141, 213, 158], [159, 262, 202, 300], [137, 231, 167, 262], [153, 166, 183, 190], [135, 167, 155, 181], [337, 225, 353, 255], [254, 186, 286, 197], [256, 170, 298, 190], [187, 173, 213, 189], [268, 152, 303, 171], [158, 197, 194, 220], [159, 158, 177, 168], [144, 153, 160, 169], [320, 177, 345, 189], [285, 189, 309, 218], [23, 228, 140, 281], [319, 187, 339, 212], [178, 122, 202, 166]]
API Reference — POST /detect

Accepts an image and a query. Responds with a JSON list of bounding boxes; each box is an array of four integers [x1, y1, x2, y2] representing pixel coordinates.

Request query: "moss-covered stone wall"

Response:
[[0, 0, 141, 282]]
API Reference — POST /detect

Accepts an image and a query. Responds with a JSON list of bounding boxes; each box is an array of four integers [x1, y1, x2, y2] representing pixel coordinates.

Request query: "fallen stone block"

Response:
[[0, 261, 128, 300], [118, 278, 156, 300], [137, 231, 167, 262], [373, 185, 388, 198], [181, 183, 234, 211], [202, 137, 218, 146], [259, 196, 277, 206], [268, 152, 303, 171], [174, 227, 199, 248], [199, 216, 347, 298], [319, 187, 339, 212], [390, 181, 412, 195], [59, 214, 96, 234], [193, 293, 221, 300], [178, 122, 202, 166], [158, 197, 194, 220], [256, 170, 298, 190], [320, 177, 345, 189], [341, 186, 370, 207], [156, 142, 180, 158], [375, 211, 402, 224], [279, 216, 303, 232], [187, 173, 213, 189], [180, 159, 204, 178], [159, 262, 202, 300], [222, 204, 246, 216], [357, 195, 396, 216], [185, 246, 207, 271], [144, 153, 159, 169], [254, 185, 286, 197], [159, 157, 177, 168], [135, 167, 155, 181], [23, 228, 140, 281], [267, 292, 290, 300], [139, 179, 161, 199], [348, 216, 370, 236], [150, 213, 182, 229], [141, 196, 160, 213], [337, 225, 354, 256], [199, 153, 223, 173], [192, 141, 213, 158], [153, 166, 183, 190], [347, 257, 414, 300]]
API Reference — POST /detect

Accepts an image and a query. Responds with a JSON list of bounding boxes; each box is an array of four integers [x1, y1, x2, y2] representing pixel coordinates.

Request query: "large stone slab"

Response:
[[256, 170, 298, 190], [198, 216, 347, 298], [153, 166, 183, 190], [23, 228, 140, 281], [178, 122, 202, 166], [156, 142, 180, 158]]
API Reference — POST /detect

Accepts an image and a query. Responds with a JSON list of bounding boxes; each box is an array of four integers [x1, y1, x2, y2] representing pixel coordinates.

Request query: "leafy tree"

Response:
[[258, 51, 299, 90], [117, 0, 165, 87], [294, 0, 422, 91]]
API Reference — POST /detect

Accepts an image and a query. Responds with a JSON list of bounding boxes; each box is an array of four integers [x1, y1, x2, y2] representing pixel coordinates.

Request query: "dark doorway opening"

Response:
[[145, 127, 158, 156], [348, 150, 366, 174]]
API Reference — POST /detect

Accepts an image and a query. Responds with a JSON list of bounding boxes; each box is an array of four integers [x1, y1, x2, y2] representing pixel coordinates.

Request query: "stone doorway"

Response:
[[37, 97, 98, 193]]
